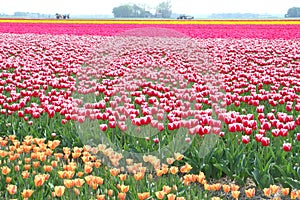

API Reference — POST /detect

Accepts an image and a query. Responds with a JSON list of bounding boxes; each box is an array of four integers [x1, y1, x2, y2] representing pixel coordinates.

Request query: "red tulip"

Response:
[[228, 124, 236, 132], [18, 111, 24, 117], [153, 138, 159, 144], [108, 121, 116, 128], [261, 137, 270, 146], [157, 123, 164, 131], [296, 133, 300, 141], [99, 124, 108, 131], [244, 127, 252, 135], [242, 135, 250, 144], [282, 143, 292, 152], [219, 132, 225, 137], [255, 134, 263, 142]]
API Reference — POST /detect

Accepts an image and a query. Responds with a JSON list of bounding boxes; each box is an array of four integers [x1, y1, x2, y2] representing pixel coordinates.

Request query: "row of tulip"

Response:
[[1, 22, 300, 39], [1, 135, 300, 199]]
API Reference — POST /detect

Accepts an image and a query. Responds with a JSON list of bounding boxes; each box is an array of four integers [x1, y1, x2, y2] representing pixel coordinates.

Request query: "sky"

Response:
[[1, 0, 299, 16]]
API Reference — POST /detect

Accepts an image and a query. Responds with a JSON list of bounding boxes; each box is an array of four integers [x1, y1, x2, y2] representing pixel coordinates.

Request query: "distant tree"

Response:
[[285, 7, 300, 18], [112, 4, 153, 18], [156, 1, 172, 18], [112, 5, 132, 18]]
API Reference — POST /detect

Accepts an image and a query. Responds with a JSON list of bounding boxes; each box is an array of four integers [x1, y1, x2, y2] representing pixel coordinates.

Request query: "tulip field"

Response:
[[0, 19, 300, 199]]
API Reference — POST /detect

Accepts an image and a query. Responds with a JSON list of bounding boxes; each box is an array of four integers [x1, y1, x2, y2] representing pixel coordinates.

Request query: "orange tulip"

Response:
[[126, 158, 133, 165], [63, 147, 71, 155], [7, 184, 17, 195], [54, 153, 63, 160], [230, 184, 240, 191], [22, 170, 30, 179], [1, 166, 11, 175], [222, 184, 231, 193], [291, 190, 297, 199], [118, 192, 126, 200], [107, 189, 114, 196], [73, 188, 80, 196], [84, 175, 94, 186], [119, 174, 127, 181], [212, 183, 221, 191], [94, 160, 102, 168], [167, 193, 176, 200], [98, 144, 106, 152], [23, 145, 32, 153], [45, 148, 53, 156], [166, 157, 175, 165], [33, 161, 40, 168], [77, 171, 84, 177], [37, 152, 47, 162], [118, 184, 129, 193], [270, 185, 280, 194], [180, 163, 192, 173], [204, 183, 211, 191], [174, 152, 184, 161], [231, 191, 240, 199], [91, 182, 98, 190], [169, 166, 179, 175], [44, 173, 50, 181], [51, 160, 58, 168], [161, 164, 169, 174], [14, 165, 20, 172], [137, 192, 150, 200], [163, 185, 172, 194], [245, 188, 255, 198], [296, 190, 300, 199], [54, 186, 65, 197], [43, 165, 53, 172], [110, 168, 120, 176], [34, 174, 45, 187], [263, 187, 271, 197], [281, 188, 290, 196], [94, 176, 104, 185], [0, 150, 8, 157], [134, 172, 144, 181], [58, 171, 66, 179], [21, 189, 34, 198], [77, 154, 86, 161], [155, 191, 165, 199], [6, 176, 12, 183], [74, 178, 85, 188], [63, 171, 73, 179], [48, 140, 60, 149], [24, 164, 30, 170], [80, 155, 90, 163], [84, 164, 93, 174], [64, 179, 74, 188], [96, 194, 105, 200]]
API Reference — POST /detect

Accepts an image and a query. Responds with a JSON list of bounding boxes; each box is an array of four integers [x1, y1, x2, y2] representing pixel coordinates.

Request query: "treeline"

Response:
[[285, 7, 300, 18], [112, 1, 172, 18], [210, 13, 276, 19]]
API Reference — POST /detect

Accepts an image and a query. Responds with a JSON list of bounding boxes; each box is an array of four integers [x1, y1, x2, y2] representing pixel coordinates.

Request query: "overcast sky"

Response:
[[1, 0, 299, 16]]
